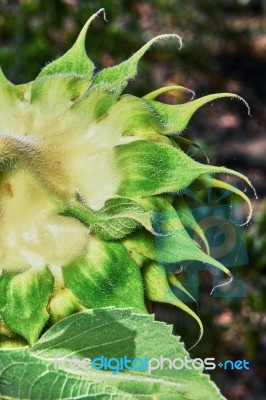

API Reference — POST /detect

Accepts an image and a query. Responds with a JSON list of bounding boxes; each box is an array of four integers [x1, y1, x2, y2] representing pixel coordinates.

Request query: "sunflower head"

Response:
[[0, 9, 253, 347]]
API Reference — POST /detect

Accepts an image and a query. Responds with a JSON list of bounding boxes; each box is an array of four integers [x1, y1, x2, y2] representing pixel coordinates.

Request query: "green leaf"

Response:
[[93, 34, 182, 93], [0, 308, 225, 399], [38, 9, 106, 78], [63, 237, 147, 313], [0, 267, 54, 345], [61, 197, 153, 240], [91, 197, 152, 239]]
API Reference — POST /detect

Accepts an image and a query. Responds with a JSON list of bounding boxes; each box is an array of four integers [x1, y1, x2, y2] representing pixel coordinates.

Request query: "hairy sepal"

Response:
[[0, 267, 54, 345], [63, 237, 147, 313]]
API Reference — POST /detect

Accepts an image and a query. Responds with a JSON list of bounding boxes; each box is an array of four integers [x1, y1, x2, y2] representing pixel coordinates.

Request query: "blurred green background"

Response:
[[0, 1, 265, 399]]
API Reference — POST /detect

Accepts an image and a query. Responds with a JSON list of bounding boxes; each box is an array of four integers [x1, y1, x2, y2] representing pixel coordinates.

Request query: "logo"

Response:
[[153, 182, 248, 301], [53, 354, 250, 374]]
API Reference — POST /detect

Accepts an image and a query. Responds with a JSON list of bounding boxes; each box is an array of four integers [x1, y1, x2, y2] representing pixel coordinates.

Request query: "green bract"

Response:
[[0, 9, 253, 352]]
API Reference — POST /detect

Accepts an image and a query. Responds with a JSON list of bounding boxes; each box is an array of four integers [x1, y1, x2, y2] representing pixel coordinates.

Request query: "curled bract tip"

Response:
[[210, 273, 233, 296], [154, 33, 183, 51], [93, 8, 108, 22], [80, 8, 107, 41], [229, 173, 257, 226], [230, 94, 251, 117], [208, 166, 257, 227]]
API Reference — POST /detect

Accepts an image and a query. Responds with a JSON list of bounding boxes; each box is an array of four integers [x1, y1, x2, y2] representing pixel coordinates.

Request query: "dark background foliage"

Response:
[[0, 1, 265, 399]]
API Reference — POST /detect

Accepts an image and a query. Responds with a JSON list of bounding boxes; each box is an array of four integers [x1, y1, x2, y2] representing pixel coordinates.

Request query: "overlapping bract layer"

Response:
[[0, 9, 253, 346]]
